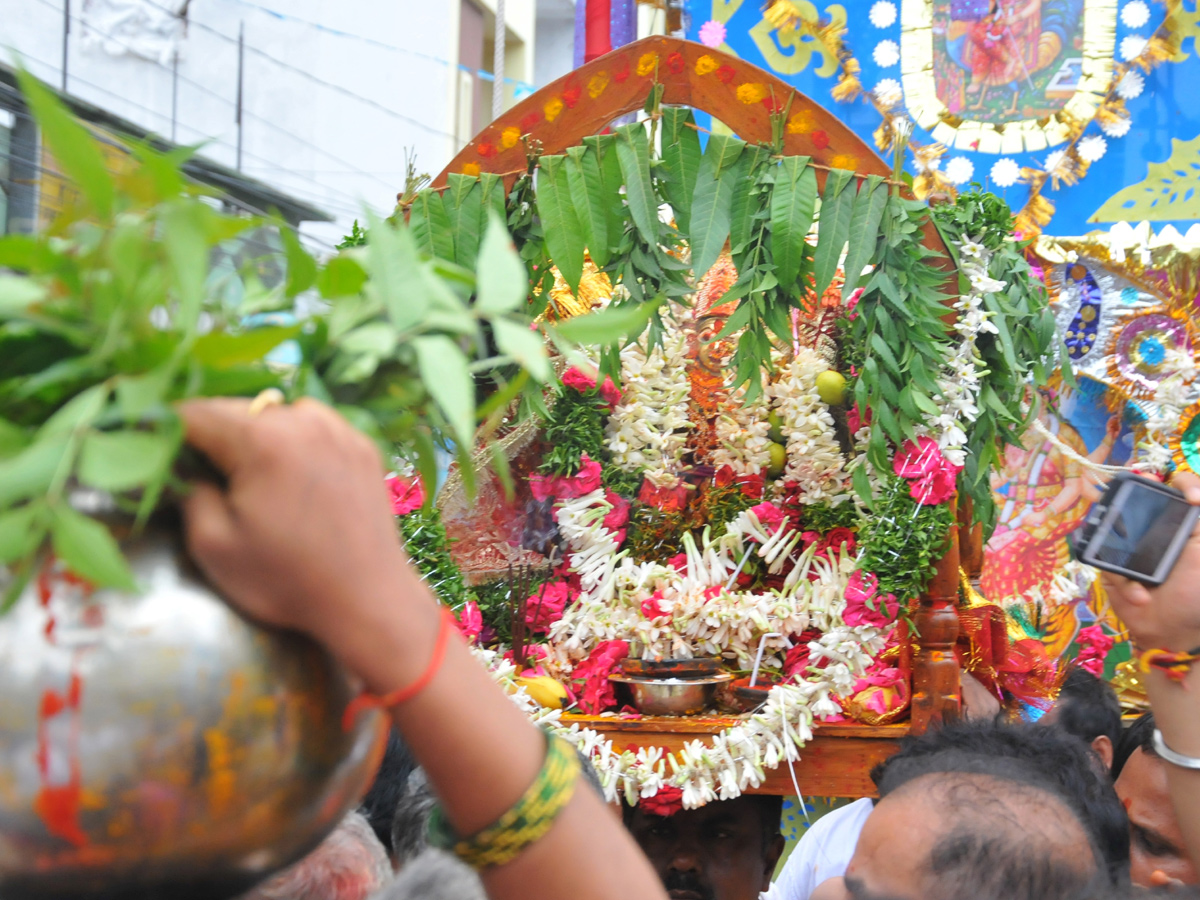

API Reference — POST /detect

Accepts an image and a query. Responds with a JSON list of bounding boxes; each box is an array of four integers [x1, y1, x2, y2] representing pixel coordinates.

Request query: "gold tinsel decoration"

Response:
[[831, 57, 864, 103]]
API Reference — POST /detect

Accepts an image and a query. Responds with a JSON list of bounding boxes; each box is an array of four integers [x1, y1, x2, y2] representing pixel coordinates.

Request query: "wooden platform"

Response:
[[562, 714, 909, 798]]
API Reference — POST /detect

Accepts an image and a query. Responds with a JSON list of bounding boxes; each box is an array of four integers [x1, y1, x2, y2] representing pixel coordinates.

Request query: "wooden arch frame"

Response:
[[433, 36, 964, 741]]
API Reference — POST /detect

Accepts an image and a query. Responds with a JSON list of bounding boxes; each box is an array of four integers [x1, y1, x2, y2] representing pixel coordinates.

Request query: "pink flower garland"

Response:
[[529, 454, 603, 502], [562, 366, 622, 408], [1074, 625, 1115, 677], [843, 571, 898, 628]]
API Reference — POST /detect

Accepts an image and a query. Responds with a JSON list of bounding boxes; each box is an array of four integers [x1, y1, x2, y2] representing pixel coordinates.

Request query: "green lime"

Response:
[[767, 441, 787, 477], [816, 370, 847, 406], [767, 411, 785, 444]]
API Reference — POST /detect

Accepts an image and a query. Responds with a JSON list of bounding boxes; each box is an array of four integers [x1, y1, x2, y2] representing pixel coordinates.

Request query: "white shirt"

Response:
[[761, 798, 874, 900]]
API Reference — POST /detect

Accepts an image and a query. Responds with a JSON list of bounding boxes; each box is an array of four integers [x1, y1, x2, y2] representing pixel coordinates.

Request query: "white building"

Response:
[[2, 0, 551, 250]]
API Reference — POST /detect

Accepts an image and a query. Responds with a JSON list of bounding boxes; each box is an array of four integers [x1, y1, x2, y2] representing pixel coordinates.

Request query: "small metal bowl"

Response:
[[610, 673, 733, 716], [619, 657, 724, 679]]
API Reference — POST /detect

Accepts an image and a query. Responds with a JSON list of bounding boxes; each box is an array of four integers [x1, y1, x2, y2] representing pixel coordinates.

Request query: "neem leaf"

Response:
[[50, 504, 137, 591], [614, 123, 659, 247], [414, 335, 475, 446], [475, 213, 528, 315], [812, 168, 855, 298], [408, 189, 455, 262], [769, 155, 816, 292], [690, 134, 745, 281], [17, 66, 115, 220], [493, 318, 551, 383], [78, 429, 178, 492], [842, 175, 888, 299], [536, 155, 585, 296]]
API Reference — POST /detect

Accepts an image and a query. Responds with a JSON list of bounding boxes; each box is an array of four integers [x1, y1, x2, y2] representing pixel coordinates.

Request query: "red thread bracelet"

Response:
[[1138, 646, 1200, 684], [342, 607, 455, 731]]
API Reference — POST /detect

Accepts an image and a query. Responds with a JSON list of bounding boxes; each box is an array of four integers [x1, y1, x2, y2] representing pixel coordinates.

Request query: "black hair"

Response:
[[1056, 668, 1123, 751], [886, 771, 1108, 900], [1112, 710, 1157, 779], [621, 793, 784, 855], [871, 718, 1130, 885], [360, 729, 417, 855]]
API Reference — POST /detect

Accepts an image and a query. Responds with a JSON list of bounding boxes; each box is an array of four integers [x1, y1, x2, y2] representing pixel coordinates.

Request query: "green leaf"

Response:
[[690, 134, 746, 281], [0, 275, 48, 314], [408, 189, 455, 261], [50, 504, 137, 590], [0, 418, 28, 459], [161, 200, 209, 331], [317, 255, 368, 299], [413, 335, 475, 446], [115, 364, 176, 421], [479, 173, 507, 222], [17, 66, 115, 219], [870, 332, 902, 378], [852, 464, 874, 508], [711, 292, 759, 341], [0, 502, 45, 564], [475, 213, 529, 315], [553, 297, 664, 346], [39, 383, 110, 438], [587, 135, 627, 260], [493, 318, 551, 383], [660, 107, 702, 233], [769, 155, 817, 291], [535, 155, 585, 296], [812, 169, 855, 298], [365, 211, 431, 333], [614, 123, 659, 247], [192, 325, 301, 367], [841, 175, 888, 299], [0, 437, 69, 507], [78, 429, 178, 492], [280, 226, 317, 298], [446, 174, 484, 270], [566, 145, 610, 268], [729, 148, 765, 261]]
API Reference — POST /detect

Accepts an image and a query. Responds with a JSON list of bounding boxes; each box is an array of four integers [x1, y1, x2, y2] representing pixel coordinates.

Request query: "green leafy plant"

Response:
[[0, 69, 550, 604], [857, 476, 957, 602], [538, 384, 610, 477]]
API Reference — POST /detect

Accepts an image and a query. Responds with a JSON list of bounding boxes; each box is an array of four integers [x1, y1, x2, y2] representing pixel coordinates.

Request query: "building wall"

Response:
[[2, 0, 538, 251]]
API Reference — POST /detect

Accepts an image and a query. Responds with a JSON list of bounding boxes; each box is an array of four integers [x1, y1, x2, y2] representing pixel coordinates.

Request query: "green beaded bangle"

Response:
[[426, 730, 580, 869]]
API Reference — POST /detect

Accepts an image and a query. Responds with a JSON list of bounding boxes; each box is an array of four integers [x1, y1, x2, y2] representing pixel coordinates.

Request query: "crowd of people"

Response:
[[176, 397, 1200, 900]]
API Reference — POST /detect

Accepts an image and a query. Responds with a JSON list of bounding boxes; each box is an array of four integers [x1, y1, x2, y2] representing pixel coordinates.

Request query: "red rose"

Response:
[[562, 366, 597, 393], [737, 472, 766, 499], [819, 527, 857, 558], [667, 553, 689, 572], [603, 491, 632, 530], [530, 454, 604, 502], [639, 785, 684, 816], [640, 590, 670, 621], [598, 376, 622, 408], [782, 642, 812, 678], [843, 571, 899, 628], [525, 581, 573, 632], [715, 465, 736, 488], [639, 479, 690, 512], [573, 640, 630, 714]]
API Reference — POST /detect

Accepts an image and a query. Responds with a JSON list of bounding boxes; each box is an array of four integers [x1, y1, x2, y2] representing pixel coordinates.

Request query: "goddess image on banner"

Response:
[[981, 379, 1132, 658], [933, 0, 1086, 119]]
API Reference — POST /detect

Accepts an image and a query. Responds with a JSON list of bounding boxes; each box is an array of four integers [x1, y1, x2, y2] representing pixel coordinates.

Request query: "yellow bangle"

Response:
[[427, 731, 580, 869]]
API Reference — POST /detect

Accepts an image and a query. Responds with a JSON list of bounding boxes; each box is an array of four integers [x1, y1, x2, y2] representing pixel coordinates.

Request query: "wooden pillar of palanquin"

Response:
[[911, 504, 963, 734]]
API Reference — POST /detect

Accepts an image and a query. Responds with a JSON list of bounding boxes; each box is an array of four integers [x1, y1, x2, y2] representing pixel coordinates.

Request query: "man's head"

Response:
[[1113, 712, 1199, 887], [1041, 668, 1123, 769], [836, 771, 1101, 900], [242, 811, 393, 900], [623, 794, 785, 900], [361, 729, 417, 858], [870, 718, 1130, 884]]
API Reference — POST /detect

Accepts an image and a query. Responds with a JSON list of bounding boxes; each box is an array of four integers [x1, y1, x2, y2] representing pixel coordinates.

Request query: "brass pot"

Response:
[[0, 511, 387, 900]]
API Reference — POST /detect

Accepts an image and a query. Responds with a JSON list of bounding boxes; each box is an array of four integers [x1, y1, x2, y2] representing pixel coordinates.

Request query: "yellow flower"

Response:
[[501, 126, 522, 149], [544, 97, 565, 122], [588, 72, 611, 99], [695, 55, 719, 75], [830, 153, 859, 170], [462, 162, 481, 177], [736, 82, 768, 104], [787, 110, 816, 134], [636, 52, 659, 77]]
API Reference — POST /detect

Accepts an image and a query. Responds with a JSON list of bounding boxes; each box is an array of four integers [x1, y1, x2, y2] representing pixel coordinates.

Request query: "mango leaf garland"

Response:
[[768, 155, 817, 293], [812, 168, 856, 298], [841, 175, 889, 299], [659, 107, 703, 235], [536, 154, 586, 296], [690, 134, 746, 282]]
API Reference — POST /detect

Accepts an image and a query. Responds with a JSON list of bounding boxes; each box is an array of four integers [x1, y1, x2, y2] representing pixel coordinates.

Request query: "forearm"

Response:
[[1146, 666, 1200, 867], [338, 561, 666, 900]]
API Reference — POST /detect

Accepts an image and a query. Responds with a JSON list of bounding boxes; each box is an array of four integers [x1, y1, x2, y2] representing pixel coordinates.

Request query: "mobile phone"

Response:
[[1071, 472, 1200, 586]]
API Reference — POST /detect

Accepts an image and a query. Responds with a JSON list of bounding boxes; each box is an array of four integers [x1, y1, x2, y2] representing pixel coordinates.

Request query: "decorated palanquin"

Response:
[[394, 37, 1077, 805]]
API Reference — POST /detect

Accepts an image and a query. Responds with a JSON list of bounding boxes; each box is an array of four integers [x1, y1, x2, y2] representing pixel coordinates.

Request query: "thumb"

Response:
[[180, 481, 239, 577]]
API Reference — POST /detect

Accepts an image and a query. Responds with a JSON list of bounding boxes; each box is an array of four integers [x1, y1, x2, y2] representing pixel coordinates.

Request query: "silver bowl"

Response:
[[609, 673, 733, 716], [0, 516, 388, 900]]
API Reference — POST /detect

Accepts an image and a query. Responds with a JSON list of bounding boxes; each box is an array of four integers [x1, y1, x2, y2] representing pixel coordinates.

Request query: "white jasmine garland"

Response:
[[1140, 347, 1199, 475], [607, 322, 692, 487], [710, 378, 774, 475], [770, 348, 848, 503]]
